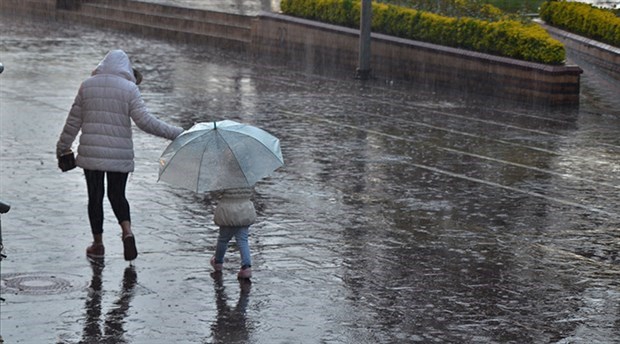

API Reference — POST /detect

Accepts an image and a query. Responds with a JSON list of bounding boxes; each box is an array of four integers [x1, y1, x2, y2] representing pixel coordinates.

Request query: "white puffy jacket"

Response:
[[56, 50, 183, 172], [213, 188, 257, 227]]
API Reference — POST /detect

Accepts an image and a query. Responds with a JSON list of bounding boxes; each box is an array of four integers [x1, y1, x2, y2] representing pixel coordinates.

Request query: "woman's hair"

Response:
[[133, 68, 142, 85]]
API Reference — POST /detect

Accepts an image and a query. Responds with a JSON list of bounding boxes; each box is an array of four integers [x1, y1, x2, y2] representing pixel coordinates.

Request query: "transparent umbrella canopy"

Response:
[[158, 120, 284, 192]]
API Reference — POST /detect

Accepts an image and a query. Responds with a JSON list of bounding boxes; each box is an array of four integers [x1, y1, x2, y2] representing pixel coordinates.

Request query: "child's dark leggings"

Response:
[[84, 170, 131, 235]]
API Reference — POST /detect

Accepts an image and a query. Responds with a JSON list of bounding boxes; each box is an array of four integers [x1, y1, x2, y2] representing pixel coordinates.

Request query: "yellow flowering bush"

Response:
[[281, 0, 566, 64], [540, 1, 620, 47]]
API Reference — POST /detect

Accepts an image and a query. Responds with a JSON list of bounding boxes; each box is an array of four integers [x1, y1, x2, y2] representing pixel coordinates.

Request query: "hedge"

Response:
[[280, 0, 566, 64], [540, 0, 620, 48]]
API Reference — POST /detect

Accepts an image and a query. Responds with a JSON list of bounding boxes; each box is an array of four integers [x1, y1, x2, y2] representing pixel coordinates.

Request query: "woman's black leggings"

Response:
[[84, 170, 131, 235]]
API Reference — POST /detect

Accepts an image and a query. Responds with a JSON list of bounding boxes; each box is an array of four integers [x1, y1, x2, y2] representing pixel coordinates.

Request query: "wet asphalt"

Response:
[[1, 3, 620, 344]]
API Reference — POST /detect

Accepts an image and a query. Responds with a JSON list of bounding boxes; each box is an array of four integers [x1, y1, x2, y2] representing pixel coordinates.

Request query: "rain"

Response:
[[0, 2, 619, 343]]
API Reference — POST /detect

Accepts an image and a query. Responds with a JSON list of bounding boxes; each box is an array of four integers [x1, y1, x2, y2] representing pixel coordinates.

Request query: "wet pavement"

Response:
[[1, 7, 620, 344]]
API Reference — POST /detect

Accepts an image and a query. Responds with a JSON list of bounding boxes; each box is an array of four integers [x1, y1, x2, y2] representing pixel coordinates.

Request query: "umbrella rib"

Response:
[[222, 125, 284, 165], [223, 131, 283, 186], [219, 130, 252, 187], [159, 131, 204, 177], [196, 132, 216, 192], [244, 135, 284, 164]]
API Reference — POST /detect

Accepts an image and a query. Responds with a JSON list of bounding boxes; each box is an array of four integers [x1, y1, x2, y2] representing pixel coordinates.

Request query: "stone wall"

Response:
[[541, 22, 620, 82]]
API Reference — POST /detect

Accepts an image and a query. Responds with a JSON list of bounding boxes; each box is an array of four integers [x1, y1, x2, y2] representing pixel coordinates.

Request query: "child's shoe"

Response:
[[237, 266, 252, 279], [86, 242, 105, 258], [210, 256, 223, 272]]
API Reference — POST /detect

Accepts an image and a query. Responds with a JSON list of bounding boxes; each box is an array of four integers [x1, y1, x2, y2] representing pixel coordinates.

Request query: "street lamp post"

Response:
[[356, 0, 372, 80]]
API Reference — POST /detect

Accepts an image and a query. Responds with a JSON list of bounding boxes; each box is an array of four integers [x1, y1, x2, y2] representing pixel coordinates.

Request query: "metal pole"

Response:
[[356, 0, 372, 80]]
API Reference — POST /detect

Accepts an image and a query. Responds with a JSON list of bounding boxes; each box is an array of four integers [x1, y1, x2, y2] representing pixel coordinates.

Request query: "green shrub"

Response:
[[540, 1, 620, 47], [378, 0, 508, 20], [280, 0, 566, 64], [484, 0, 545, 14]]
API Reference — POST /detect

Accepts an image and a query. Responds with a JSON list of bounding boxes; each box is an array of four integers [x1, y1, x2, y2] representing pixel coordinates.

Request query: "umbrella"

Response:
[[158, 120, 284, 192]]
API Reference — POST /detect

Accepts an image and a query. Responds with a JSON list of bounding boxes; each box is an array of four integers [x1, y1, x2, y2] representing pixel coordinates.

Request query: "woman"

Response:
[[57, 49, 183, 261]]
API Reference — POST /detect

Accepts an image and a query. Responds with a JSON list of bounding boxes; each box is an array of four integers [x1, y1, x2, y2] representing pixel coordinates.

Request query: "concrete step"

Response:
[[84, 0, 251, 28], [0, 0, 57, 17], [76, 0, 251, 49]]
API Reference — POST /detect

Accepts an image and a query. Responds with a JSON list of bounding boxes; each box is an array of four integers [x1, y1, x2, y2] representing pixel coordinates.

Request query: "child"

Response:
[[210, 187, 256, 279]]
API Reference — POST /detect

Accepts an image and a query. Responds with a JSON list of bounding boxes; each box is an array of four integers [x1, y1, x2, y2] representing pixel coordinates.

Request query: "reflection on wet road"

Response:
[[1, 13, 619, 344], [81, 261, 137, 343]]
